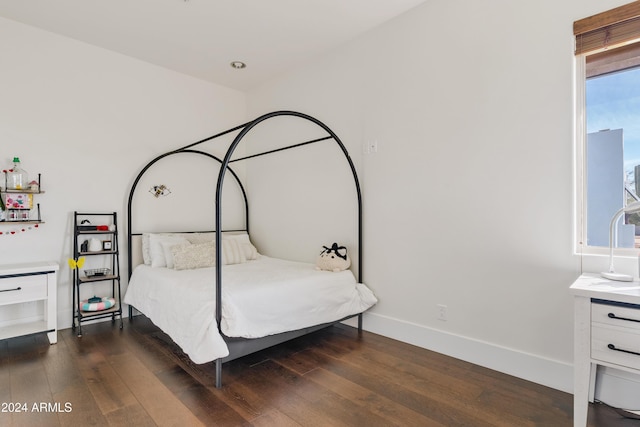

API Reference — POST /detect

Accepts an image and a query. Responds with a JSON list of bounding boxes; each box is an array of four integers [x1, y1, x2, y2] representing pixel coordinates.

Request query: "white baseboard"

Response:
[[344, 312, 573, 393]]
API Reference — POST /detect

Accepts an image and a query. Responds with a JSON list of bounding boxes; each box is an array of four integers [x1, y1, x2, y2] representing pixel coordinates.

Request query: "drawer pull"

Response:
[[607, 312, 640, 323], [608, 343, 640, 357], [0, 287, 22, 293]]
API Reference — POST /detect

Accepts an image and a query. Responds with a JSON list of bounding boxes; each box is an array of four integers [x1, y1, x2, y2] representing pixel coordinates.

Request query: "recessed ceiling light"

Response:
[[230, 61, 247, 70]]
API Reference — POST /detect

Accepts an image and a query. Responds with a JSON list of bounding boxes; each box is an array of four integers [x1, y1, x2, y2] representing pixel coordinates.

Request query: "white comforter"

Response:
[[124, 256, 377, 363]]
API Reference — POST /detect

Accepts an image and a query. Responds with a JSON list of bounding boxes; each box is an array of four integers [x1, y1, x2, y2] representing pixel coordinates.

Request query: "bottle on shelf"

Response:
[[7, 157, 28, 190]]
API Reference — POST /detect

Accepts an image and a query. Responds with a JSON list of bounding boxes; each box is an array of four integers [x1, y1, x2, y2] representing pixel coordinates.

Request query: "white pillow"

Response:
[[142, 232, 178, 265], [141, 233, 153, 265], [223, 233, 259, 260], [221, 238, 246, 265], [148, 234, 189, 268]]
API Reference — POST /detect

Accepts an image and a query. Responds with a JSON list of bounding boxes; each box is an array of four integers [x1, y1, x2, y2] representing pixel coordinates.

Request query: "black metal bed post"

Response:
[[213, 111, 364, 387]]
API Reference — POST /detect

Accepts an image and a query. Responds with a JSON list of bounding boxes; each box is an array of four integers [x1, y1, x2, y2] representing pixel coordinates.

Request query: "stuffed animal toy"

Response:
[[316, 243, 351, 272]]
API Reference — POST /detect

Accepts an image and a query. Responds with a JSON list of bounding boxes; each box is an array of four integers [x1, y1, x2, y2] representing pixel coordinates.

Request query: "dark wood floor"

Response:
[[0, 318, 637, 426]]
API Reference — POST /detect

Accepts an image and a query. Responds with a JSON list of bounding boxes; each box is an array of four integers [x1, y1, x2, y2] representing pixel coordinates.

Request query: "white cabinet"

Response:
[[591, 302, 640, 370], [570, 274, 640, 426], [0, 261, 58, 344]]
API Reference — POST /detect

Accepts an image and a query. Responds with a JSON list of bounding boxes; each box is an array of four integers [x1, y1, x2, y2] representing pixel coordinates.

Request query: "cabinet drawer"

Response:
[[0, 274, 47, 304], [592, 324, 640, 370], [592, 302, 640, 331]]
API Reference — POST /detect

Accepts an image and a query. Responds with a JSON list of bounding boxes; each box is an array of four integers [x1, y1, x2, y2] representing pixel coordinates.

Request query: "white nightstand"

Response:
[[570, 273, 640, 426], [0, 261, 58, 344]]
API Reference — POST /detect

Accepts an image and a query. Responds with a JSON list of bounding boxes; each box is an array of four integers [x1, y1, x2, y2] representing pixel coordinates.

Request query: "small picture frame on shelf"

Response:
[[102, 240, 112, 250]]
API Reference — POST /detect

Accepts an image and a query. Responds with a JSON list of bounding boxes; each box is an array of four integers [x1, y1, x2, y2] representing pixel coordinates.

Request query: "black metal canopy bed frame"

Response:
[[125, 111, 372, 388]]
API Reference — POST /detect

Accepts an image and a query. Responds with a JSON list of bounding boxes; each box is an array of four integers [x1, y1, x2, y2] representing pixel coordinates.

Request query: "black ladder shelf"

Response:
[[72, 211, 123, 336]]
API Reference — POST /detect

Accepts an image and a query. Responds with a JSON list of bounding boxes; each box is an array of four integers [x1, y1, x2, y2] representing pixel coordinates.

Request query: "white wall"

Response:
[[0, 17, 246, 329], [246, 0, 634, 393]]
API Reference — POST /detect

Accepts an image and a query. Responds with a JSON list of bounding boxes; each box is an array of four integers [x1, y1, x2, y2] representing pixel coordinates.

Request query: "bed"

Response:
[[124, 111, 376, 388]]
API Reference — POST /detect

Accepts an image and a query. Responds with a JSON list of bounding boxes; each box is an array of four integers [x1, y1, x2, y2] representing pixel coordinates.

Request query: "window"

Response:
[[575, 2, 640, 251]]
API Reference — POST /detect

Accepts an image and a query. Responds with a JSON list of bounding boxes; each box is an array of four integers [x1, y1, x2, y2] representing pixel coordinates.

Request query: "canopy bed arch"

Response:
[[124, 111, 376, 388]]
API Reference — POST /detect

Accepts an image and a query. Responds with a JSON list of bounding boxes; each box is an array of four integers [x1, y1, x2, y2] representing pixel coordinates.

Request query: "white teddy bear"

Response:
[[315, 243, 351, 272]]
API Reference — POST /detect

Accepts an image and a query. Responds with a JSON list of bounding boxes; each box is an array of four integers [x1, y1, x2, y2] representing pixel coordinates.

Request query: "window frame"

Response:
[[574, 1, 640, 256]]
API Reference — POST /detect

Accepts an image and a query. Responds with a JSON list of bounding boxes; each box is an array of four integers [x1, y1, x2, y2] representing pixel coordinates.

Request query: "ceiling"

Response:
[[0, 0, 427, 91]]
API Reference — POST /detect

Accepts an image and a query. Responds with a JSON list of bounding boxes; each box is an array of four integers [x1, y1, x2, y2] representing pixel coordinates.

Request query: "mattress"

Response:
[[124, 255, 377, 364]]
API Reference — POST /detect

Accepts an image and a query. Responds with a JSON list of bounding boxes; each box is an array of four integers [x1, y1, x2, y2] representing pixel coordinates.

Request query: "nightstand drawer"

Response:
[[0, 274, 47, 305], [592, 324, 640, 370], [592, 301, 640, 331]]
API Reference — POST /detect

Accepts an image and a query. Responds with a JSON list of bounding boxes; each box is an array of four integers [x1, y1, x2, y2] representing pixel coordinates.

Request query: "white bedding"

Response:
[[124, 255, 377, 364]]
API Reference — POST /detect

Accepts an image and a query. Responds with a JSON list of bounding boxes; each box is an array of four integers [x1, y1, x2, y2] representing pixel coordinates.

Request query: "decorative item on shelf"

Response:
[[601, 200, 640, 281], [81, 296, 115, 312], [3, 157, 28, 190], [102, 240, 112, 250], [4, 193, 32, 209], [150, 184, 171, 198], [4, 193, 33, 221], [88, 238, 102, 252], [84, 268, 110, 278], [67, 256, 86, 270], [28, 180, 39, 192], [77, 219, 97, 231]]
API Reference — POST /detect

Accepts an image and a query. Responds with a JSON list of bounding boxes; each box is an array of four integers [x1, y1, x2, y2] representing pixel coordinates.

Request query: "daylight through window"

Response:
[[575, 2, 640, 249]]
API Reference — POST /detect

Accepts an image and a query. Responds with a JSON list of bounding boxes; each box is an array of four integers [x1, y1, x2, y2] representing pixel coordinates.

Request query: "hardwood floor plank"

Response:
[[6, 335, 62, 427], [77, 353, 138, 414], [250, 359, 395, 427], [251, 408, 302, 427], [103, 403, 157, 427], [305, 345, 500, 426], [41, 331, 84, 395], [175, 384, 249, 427], [234, 359, 353, 427], [123, 318, 181, 373], [304, 366, 446, 427], [50, 381, 109, 427], [208, 379, 271, 421], [107, 352, 204, 426], [330, 347, 539, 426]]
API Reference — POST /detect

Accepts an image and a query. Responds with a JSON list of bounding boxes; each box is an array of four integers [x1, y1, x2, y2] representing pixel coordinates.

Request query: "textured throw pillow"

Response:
[[185, 232, 216, 244], [172, 241, 216, 270], [161, 240, 191, 269], [149, 234, 189, 268]]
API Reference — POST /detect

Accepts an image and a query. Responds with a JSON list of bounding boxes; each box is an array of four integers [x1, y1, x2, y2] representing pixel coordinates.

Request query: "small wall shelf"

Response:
[[1, 173, 44, 225]]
